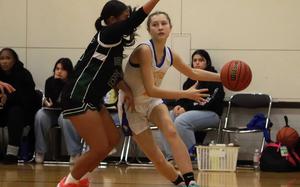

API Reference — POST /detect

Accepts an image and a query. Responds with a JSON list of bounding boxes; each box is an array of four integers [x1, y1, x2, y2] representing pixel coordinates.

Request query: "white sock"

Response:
[[188, 180, 197, 185], [65, 173, 79, 184], [177, 181, 187, 186]]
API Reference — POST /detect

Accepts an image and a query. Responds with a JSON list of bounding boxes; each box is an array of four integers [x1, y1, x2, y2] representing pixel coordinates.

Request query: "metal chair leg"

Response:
[[260, 136, 266, 153], [125, 136, 132, 165], [123, 135, 155, 167], [116, 136, 129, 165], [216, 119, 222, 143]]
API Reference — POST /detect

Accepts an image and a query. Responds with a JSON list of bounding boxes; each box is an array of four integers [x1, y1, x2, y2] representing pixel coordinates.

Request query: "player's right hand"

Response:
[[123, 89, 135, 112], [185, 83, 209, 103]]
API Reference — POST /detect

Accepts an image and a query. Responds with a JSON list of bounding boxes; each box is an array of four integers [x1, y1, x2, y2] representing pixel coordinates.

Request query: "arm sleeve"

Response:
[[44, 77, 64, 106], [10, 70, 36, 111], [182, 78, 196, 90], [100, 7, 148, 44], [44, 78, 51, 99], [44, 77, 59, 101]]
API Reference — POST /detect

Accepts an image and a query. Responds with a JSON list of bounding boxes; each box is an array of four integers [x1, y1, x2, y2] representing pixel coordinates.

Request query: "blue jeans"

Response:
[[58, 114, 82, 156], [34, 109, 82, 156], [162, 110, 220, 160]]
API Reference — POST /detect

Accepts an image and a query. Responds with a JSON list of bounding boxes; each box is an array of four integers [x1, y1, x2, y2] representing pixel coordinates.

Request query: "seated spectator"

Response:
[[161, 49, 225, 161], [0, 48, 38, 164], [58, 113, 82, 164], [34, 58, 82, 164]]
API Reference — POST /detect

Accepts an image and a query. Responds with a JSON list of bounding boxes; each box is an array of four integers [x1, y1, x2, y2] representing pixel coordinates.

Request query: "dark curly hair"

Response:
[[94, 0, 137, 47]]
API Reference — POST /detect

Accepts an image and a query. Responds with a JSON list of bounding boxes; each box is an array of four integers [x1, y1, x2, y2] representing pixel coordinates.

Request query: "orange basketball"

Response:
[[276, 116, 299, 148], [276, 127, 299, 148], [220, 60, 252, 91]]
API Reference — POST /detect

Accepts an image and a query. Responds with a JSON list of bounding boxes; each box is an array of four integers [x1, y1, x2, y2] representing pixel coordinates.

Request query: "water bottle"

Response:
[[209, 140, 215, 146], [253, 148, 261, 170]]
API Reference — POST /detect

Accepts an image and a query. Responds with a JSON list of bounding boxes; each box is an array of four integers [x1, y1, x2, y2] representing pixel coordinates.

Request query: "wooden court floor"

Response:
[[0, 163, 300, 187]]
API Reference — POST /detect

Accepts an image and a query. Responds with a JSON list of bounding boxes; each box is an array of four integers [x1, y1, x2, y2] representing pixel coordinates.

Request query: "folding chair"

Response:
[[116, 104, 158, 166], [221, 93, 272, 152], [196, 119, 223, 144], [121, 125, 159, 166]]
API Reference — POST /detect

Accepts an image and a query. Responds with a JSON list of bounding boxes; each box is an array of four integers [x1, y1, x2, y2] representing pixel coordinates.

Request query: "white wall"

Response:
[[1, 0, 299, 100], [183, 0, 300, 102]]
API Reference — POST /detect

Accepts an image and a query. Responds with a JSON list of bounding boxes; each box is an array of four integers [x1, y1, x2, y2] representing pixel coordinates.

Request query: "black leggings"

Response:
[[0, 106, 26, 146]]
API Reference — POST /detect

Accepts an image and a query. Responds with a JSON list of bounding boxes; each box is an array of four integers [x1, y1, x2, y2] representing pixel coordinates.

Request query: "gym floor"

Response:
[[0, 163, 299, 187]]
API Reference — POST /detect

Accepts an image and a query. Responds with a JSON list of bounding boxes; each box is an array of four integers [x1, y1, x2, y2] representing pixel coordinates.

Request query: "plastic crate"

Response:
[[196, 145, 239, 171]]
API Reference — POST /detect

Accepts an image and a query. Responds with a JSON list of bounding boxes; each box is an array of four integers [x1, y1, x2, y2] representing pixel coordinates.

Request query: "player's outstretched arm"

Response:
[[134, 45, 209, 102], [142, 0, 160, 14]]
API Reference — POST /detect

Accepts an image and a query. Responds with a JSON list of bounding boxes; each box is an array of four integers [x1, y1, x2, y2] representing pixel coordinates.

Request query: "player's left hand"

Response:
[[123, 89, 135, 112]]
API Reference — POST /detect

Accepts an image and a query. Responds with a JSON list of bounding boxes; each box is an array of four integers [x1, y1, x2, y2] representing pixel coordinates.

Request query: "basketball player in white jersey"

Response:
[[119, 11, 221, 187]]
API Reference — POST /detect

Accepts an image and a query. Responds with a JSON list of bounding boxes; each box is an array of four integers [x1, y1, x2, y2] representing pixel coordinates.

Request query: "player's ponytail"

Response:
[[95, 16, 104, 31], [95, 1, 128, 32], [94, 1, 138, 46]]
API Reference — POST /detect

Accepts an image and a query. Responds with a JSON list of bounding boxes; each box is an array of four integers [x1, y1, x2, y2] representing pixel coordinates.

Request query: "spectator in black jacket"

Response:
[[0, 48, 38, 164], [162, 49, 225, 161], [34, 58, 82, 164]]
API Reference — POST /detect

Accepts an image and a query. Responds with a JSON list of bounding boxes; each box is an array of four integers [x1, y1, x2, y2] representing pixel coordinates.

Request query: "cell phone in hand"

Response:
[[205, 88, 219, 103]]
